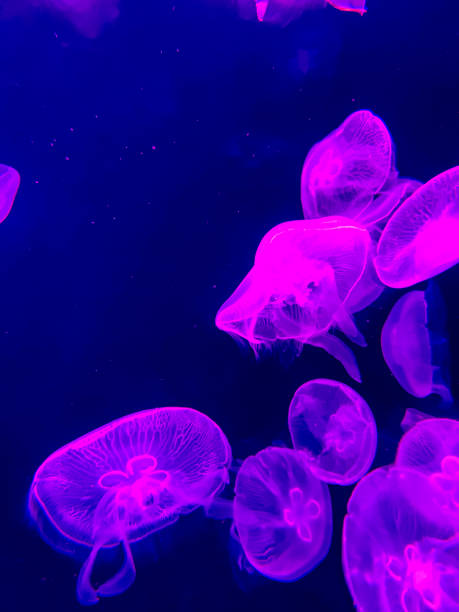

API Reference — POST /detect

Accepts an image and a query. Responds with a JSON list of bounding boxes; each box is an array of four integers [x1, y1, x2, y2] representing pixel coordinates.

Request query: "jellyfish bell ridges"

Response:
[[375, 166, 459, 288], [288, 378, 377, 485], [233, 447, 332, 581], [28, 407, 232, 605], [0, 164, 20, 223]]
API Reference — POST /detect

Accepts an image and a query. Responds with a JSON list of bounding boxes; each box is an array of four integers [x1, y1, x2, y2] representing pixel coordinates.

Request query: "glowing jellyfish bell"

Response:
[[375, 166, 459, 288], [381, 285, 451, 400], [216, 218, 372, 382], [288, 379, 377, 485], [28, 407, 232, 605], [301, 110, 393, 221], [233, 447, 332, 581], [343, 465, 459, 612], [0, 164, 20, 223]]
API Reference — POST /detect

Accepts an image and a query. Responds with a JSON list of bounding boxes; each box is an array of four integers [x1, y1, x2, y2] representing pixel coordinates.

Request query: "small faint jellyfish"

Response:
[[233, 447, 332, 581], [381, 284, 452, 400], [236, 0, 366, 26], [375, 165, 459, 288], [28, 407, 232, 604], [288, 378, 377, 484], [0, 164, 20, 223]]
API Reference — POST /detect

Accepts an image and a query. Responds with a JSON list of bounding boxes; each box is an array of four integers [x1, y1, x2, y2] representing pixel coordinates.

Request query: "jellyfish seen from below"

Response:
[[28, 407, 232, 605], [343, 465, 459, 612], [301, 110, 393, 221], [233, 447, 332, 581], [381, 286, 451, 400], [288, 379, 377, 485], [216, 218, 372, 382], [236, 0, 366, 26], [0, 164, 20, 223], [375, 166, 459, 288]]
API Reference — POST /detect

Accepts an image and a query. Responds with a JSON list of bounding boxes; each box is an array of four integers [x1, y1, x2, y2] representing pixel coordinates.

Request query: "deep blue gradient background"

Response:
[[2, 1, 458, 610]]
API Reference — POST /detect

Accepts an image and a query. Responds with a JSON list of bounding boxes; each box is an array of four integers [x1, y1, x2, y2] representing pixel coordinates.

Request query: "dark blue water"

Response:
[[2, 1, 458, 610]]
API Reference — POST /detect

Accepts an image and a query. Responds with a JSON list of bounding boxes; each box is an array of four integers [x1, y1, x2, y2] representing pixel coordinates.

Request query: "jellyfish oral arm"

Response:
[[308, 334, 361, 382]]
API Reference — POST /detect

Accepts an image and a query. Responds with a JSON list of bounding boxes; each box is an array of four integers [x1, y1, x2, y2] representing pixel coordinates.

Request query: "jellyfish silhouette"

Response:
[[381, 285, 452, 400], [0, 164, 20, 223], [236, 0, 366, 26], [216, 217, 372, 381], [288, 378, 377, 484], [375, 166, 459, 288], [343, 465, 459, 612], [301, 110, 394, 221], [233, 447, 332, 581], [29, 407, 232, 604]]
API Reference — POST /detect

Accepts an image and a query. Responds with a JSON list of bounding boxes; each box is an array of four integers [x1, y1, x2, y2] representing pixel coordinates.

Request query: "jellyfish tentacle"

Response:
[[308, 334, 361, 382], [333, 307, 367, 347], [76, 541, 103, 606], [96, 537, 136, 598]]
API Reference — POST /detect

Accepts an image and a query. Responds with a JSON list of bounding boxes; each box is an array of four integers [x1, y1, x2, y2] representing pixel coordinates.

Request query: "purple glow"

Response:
[[0, 164, 20, 223], [236, 0, 365, 25], [381, 290, 451, 400], [233, 447, 332, 581], [29, 407, 232, 604], [301, 110, 393, 221], [375, 166, 459, 288], [343, 465, 459, 612], [216, 218, 372, 381], [288, 379, 377, 485]]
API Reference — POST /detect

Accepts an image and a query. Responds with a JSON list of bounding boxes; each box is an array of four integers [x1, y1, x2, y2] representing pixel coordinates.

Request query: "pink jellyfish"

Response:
[[288, 378, 377, 485], [0, 164, 20, 223], [343, 465, 459, 612], [216, 217, 372, 381], [375, 166, 459, 288], [301, 110, 394, 221], [29, 407, 232, 604], [233, 447, 332, 581], [381, 288, 451, 400], [236, 0, 366, 26]]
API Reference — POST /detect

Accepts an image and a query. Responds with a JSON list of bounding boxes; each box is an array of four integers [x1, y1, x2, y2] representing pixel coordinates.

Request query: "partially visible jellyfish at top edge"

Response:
[[288, 378, 377, 484], [215, 217, 374, 382], [28, 407, 231, 605], [232, 447, 332, 581], [381, 283, 452, 401], [236, 0, 366, 26], [0, 164, 20, 223]]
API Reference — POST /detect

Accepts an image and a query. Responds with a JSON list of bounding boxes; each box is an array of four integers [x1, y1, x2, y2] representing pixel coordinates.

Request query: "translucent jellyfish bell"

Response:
[[28, 407, 231, 605], [0, 164, 20, 223], [288, 379, 377, 485], [381, 286, 451, 400], [301, 111, 393, 221], [343, 466, 459, 612], [216, 218, 371, 381], [375, 166, 459, 288], [233, 447, 332, 581]]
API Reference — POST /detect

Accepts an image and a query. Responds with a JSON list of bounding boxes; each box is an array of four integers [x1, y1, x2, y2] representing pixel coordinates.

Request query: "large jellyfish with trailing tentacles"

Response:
[[0, 164, 20, 223], [29, 407, 232, 605]]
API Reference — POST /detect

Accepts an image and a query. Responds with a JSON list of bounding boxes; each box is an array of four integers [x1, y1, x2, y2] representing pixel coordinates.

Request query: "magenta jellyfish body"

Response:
[[381, 288, 451, 400], [216, 217, 372, 381], [301, 110, 393, 221], [0, 164, 20, 223], [236, 0, 365, 26], [343, 465, 459, 612], [233, 447, 332, 581], [375, 166, 459, 288], [29, 407, 232, 605], [288, 379, 377, 485]]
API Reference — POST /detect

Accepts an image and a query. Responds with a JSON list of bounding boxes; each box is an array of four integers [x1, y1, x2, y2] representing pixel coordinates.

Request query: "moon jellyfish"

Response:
[[301, 110, 393, 221], [343, 466, 459, 612], [381, 286, 451, 400], [216, 218, 372, 381], [233, 447, 332, 581], [0, 164, 20, 223], [28, 407, 231, 605], [236, 0, 365, 26], [288, 379, 377, 485], [375, 166, 459, 288]]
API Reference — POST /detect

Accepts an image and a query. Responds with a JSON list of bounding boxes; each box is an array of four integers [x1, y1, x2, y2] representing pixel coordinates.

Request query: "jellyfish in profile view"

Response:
[[216, 217, 372, 381], [375, 166, 459, 288], [288, 379, 377, 484], [236, 0, 366, 26], [28, 407, 232, 605], [233, 447, 332, 581], [301, 110, 394, 221], [343, 465, 459, 612], [0, 164, 20, 223], [381, 285, 451, 400]]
